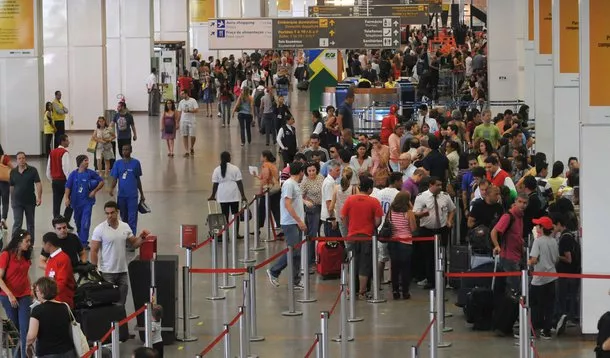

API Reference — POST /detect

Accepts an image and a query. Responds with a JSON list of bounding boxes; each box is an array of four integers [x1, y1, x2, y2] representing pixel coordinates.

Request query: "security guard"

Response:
[[51, 90, 69, 148], [413, 176, 456, 289]]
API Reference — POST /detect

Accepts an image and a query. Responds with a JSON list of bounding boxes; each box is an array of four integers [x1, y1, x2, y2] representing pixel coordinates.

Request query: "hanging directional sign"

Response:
[[410, 0, 442, 13], [309, 5, 429, 25], [208, 19, 273, 50], [273, 17, 401, 49]]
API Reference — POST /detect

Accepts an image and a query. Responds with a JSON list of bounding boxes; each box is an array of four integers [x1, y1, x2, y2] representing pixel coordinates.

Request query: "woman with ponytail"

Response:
[[330, 167, 359, 239], [209, 152, 247, 236]]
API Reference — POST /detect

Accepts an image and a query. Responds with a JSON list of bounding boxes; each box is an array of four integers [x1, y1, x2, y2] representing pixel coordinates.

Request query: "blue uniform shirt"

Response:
[[110, 158, 142, 198], [66, 169, 102, 206]]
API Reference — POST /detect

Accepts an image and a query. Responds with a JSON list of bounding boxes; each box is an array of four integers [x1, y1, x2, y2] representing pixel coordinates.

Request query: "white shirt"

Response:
[[146, 73, 157, 90], [46, 146, 71, 181], [152, 321, 163, 344], [320, 175, 337, 221], [276, 126, 297, 150], [425, 116, 439, 133], [465, 56, 473, 76], [313, 121, 324, 135], [212, 163, 243, 203], [402, 164, 416, 181], [177, 98, 199, 122], [91, 220, 134, 273], [371, 187, 400, 228], [413, 190, 456, 229]]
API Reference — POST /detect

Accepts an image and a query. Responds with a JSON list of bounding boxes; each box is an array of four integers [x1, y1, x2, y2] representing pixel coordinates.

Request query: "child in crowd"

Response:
[[152, 304, 164, 357]]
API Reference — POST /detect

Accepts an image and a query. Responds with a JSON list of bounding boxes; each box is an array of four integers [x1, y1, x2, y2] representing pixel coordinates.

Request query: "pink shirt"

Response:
[[388, 134, 401, 164]]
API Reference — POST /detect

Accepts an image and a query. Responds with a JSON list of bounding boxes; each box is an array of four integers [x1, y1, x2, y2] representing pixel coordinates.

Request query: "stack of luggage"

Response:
[[73, 264, 129, 343]]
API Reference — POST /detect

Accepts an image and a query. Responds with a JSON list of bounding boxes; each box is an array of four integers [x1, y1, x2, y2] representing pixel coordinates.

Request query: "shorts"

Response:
[[356, 241, 373, 277], [181, 119, 196, 137], [96, 143, 114, 161], [378, 241, 389, 263]]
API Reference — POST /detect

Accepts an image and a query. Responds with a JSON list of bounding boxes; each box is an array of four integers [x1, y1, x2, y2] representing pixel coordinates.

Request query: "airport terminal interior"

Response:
[[0, 0, 609, 357]]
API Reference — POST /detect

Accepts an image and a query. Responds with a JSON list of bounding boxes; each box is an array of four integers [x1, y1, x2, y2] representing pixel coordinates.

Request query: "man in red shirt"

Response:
[[380, 104, 399, 145], [177, 70, 193, 97], [42, 232, 76, 307], [341, 175, 383, 299], [45, 134, 73, 229]]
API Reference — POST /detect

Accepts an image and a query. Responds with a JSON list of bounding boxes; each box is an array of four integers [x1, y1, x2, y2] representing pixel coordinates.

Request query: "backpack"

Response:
[[233, 82, 242, 97], [596, 312, 610, 358], [416, 58, 425, 76], [535, 179, 552, 212], [559, 231, 581, 273], [254, 90, 265, 107]]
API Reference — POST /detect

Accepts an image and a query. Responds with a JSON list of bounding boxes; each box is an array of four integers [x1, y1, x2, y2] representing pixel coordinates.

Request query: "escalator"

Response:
[[470, 5, 487, 25]]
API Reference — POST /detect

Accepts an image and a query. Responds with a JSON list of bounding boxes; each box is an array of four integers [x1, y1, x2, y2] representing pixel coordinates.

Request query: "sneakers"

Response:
[[539, 330, 552, 340], [417, 279, 428, 287], [556, 314, 568, 336], [293, 282, 304, 290], [266, 269, 279, 287]]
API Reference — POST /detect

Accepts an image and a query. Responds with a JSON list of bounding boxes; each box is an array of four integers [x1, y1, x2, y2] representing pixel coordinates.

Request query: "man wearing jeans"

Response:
[[46, 134, 73, 229], [90, 201, 148, 305], [267, 161, 306, 289], [9, 152, 42, 241]]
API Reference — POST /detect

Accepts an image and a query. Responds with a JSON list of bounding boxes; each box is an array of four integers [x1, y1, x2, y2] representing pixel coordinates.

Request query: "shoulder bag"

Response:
[[0, 155, 10, 182], [378, 210, 393, 240], [64, 302, 90, 356]]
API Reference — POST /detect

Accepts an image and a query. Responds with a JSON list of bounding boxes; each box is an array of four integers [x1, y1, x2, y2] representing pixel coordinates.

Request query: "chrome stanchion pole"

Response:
[[177, 266, 198, 342], [144, 302, 153, 348], [185, 248, 199, 319], [220, 229, 235, 289], [111, 321, 120, 358], [455, 197, 461, 245], [332, 262, 353, 349], [320, 311, 329, 358], [281, 245, 303, 316], [429, 290, 438, 358], [248, 265, 265, 341], [367, 235, 386, 303], [298, 233, 316, 303], [251, 196, 264, 251], [263, 191, 274, 242], [242, 279, 258, 357], [521, 269, 531, 358], [239, 306, 247, 358], [223, 324, 231, 358], [347, 251, 363, 323], [149, 259, 157, 304], [435, 236, 452, 347], [93, 341, 103, 358], [230, 214, 243, 277], [206, 235, 226, 300], [315, 333, 323, 358], [410, 346, 418, 358], [241, 203, 256, 263]]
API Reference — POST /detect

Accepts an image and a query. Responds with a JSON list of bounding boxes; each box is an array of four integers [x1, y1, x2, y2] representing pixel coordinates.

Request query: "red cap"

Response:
[[532, 216, 553, 230], [390, 104, 398, 114]]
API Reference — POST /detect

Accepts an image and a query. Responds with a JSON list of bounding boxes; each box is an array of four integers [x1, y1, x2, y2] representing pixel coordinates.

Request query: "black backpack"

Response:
[[596, 312, 610, 357]]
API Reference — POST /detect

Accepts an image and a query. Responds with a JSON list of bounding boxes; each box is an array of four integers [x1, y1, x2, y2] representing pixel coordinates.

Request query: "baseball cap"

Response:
[[390, 104, 399, 114], [532, 216, 553, 230]]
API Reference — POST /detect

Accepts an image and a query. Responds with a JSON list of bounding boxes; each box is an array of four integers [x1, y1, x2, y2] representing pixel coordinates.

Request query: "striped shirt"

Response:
[[390, 211, 413, 242]]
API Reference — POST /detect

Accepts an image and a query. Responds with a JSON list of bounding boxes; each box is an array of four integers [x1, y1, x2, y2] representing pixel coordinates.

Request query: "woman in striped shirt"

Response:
[[388, 191, 417, 300]]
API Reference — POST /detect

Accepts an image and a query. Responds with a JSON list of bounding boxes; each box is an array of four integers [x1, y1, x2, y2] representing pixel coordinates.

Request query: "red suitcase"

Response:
[[316, 241, 344, 279]]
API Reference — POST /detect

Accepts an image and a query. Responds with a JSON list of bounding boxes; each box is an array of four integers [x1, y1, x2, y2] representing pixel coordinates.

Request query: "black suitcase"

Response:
[[465, 286, 495, 330], [74, 281, 121, 309], [448, 245, 470, 289], [492, 289, 520, 336], [75, 304, 129, 343]]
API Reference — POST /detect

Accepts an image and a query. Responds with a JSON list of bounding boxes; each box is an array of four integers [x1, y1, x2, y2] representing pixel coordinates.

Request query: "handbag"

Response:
[[86, 138, 97, 153], [64, 302, 90, 356], [138, 199, 151, 214], [0, 155, 10, 182], [378, 210, 393, 239]]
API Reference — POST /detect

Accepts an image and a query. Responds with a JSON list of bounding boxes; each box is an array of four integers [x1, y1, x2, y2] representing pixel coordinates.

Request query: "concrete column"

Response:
[[524, 0, 536, 116], [0, 0, 44, 154], [106, 0, 153, 111], [43, 0, 107, 131], [551, 0, 579, 164], [533, 0, 553, 161], [154, 0, 189, 43]]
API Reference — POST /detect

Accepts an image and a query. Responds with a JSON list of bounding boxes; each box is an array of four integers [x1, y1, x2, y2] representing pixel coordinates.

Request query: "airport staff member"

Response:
[[109, 144, 144, 237]]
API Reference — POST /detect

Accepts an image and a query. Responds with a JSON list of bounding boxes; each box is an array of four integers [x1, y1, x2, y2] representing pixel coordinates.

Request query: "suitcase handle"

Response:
[[491, 254, 499, 290], [207, 199, 220, 215]]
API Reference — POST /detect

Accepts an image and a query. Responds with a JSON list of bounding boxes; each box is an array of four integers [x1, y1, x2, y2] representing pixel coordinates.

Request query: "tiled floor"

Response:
[[14, 89, 594, 357]]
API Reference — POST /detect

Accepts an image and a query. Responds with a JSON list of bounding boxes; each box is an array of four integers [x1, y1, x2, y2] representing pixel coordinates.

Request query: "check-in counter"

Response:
[[321, 87, 400, 109]]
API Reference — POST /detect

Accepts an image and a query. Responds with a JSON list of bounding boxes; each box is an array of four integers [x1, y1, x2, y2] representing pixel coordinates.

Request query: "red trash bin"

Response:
[[140, 235, 157, 260]]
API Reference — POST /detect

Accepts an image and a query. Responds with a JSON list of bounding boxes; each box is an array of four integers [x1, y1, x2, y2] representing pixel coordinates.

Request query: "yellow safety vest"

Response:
[[52, 99, 66, 122]]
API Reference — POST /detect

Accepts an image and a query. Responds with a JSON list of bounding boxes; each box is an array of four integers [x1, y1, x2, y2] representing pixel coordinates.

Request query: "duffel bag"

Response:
[[74, 270, 121, 309]]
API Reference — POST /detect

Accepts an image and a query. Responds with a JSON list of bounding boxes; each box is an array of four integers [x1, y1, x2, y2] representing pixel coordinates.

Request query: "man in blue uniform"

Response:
[[109, 144, 145, 236]]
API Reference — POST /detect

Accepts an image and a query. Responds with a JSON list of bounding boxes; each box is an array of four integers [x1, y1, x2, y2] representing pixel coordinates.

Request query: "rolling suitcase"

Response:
[[74, 270, 121, 309], [75, 304, 129, 343], [448, 245, 470, 289], [464, 255, 499, 330], [493, 288, 520, 336], [316, 241, 344, 279], [207, 200, 228, 237]]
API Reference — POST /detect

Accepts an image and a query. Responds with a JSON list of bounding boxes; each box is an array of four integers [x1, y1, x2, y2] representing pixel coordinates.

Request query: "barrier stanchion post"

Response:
[[242, 279, 259, 357], [144, 302, 153, 348], [454, 197, 461, 245], [521, 269, 530, 358], [220, 229, 235, 289], [347, 251, 363, 323], [229, 214, 243, 277], [185, 248, 199, 319], [111, 321, 120, 358], [429, 290, 438, 358], [315, 333, 323, 358], [223, 323, 231, 358], [320, 311, 329, 358], [240, 202, 256, 264], [251, 196, 264, 251], [238, 306, 247, 358], [263, 191, 274, 242], [410, 345, 417, 358], [367, 235, 386, 303], [281, 245, 303, 316], [206, 234, 226, 300], [298, 233, 316, 303], [149, 259, 157, 304], [93, 341, 103, 358], [332, 262, 353, 350], [247, 265, 265, 342], [177, 266, 198, 342], [435, 236, 452, 347]]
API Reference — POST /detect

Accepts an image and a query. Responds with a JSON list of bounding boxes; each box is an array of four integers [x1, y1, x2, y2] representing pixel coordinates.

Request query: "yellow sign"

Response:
[[559, 0, 578, 74], [319, 18, 328, 28], [527, 0, 534, 41], [190, 0, 215, 23], [278, 0, 291, 12], [589, 0, 610, 106], [0, 0, 34, 50], [538, 0, 552, 55]]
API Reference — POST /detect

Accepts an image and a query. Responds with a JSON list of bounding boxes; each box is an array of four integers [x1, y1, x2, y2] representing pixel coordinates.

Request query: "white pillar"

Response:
[[533, 0, 554, 161], [524, 0, 536, 116], [0, 0, 44, 154], [106, 0, 153, 111], [487, 0, 521, 114], [154, 0, 189, 43], [43, 0, 107, 131], [579, 0, 610, 335], [551, 0, 579, 164], [190, 0, 216, 60]]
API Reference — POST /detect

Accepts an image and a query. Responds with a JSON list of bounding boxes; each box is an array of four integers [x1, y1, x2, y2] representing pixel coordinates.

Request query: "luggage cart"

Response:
[[1, 319, 19, 357]]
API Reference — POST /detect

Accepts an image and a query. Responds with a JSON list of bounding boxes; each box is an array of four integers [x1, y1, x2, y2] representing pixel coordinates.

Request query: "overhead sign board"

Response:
[[209, 17, 401, 49], [208, 19, 273, 50], [309, 5, 429, 25], [410, 0, 442, 13], [273, 17, 401, 49]]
